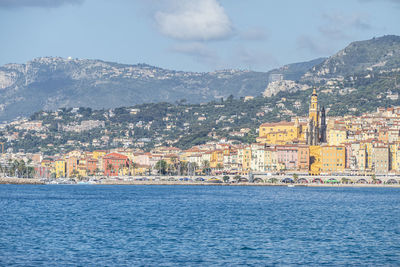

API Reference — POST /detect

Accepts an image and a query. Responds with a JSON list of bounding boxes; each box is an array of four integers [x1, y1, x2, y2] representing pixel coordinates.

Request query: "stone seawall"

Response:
[[97, 180, 400, 187], [0, 178, 44, 185]]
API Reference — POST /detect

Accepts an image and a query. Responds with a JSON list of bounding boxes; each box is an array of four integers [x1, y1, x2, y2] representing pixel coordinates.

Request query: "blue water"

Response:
[[1, 185, 400, 266]]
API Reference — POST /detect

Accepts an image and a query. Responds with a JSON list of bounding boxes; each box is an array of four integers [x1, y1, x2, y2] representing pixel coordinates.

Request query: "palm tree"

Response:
[[167, 163, 176, 175], [118, 164, 123, 176], [7, 159, 12, 177], [202, 160, 210, 169], [216, 163, 224, 171], [371, 174, 377, 184], [293, 173, 299, 183], [202, 160, 211, 175], [191, 162, 198, 176], [223, 175, 230, 183], [27, 166, 35, 178], [179, 161, 188, 175], [130, 162, 137, 176], [17, 160, 26, 178], [155, 160, 167, 175], [107, 163, 113, 176]]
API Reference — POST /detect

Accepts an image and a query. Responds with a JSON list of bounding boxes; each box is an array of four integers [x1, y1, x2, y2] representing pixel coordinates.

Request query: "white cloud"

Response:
[[154, 0, 233, 41]]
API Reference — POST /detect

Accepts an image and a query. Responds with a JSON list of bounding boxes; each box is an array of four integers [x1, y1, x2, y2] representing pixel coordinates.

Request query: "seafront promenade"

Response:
[[98, 180, 400, 187], [1, 175, 400, 187]]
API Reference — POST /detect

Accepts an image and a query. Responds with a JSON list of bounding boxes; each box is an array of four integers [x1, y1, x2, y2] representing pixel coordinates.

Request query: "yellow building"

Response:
[[54, 159, 66, 178], [78, 166, 87, 177], [119, 166, 130, 176], [328, 128, 348, 146], [321, 146, 345, 174], [309, 146, 321, 175], [132, 164, 151, 175], [210, 150, 224, 169], [238, 146, 252, 174], [257, 120, 303, 145], [93, 150, 107, 160], [264, 148, 278, 171]]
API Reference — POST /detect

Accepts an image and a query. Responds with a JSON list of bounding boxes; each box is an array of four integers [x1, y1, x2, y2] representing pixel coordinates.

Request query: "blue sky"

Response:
[[0, 0, 399, 72]]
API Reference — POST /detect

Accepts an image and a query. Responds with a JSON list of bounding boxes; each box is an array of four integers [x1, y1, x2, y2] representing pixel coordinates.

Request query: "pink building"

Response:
[[276, 145, 298, 170]]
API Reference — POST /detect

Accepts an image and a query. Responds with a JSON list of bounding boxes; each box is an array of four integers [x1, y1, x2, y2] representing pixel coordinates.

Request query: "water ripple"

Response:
[[0, 185, 399, 266]]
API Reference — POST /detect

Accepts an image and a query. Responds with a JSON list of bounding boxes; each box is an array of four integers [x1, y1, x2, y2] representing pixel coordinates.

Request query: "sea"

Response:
[[0, 185, 399, 266]]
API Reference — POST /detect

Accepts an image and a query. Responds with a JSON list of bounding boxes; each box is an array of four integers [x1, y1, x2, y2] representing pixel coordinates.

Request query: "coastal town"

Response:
[[0, 88, 400, 184]]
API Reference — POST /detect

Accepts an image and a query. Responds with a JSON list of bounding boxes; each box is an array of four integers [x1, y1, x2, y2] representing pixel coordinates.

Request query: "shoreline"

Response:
[[0, 177, 399, 187], [0, 178, 45, 185], [98, 181, 400, 187]]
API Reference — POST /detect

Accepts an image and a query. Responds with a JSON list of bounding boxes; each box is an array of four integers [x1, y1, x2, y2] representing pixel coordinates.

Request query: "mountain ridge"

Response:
[[0, 56, 320, 122], [1, 35, 400, 122], [303, 35, 400, 81]]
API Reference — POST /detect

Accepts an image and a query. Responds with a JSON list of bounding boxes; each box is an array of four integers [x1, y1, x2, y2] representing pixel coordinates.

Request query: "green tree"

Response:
[[223, 175, 230, 183], [107, 163, 113, 176], [155, 160, 167, 175], [293, 173, 299, 183], [71, 169, 79, 179], [234, 175, 241, 183], [269, 177, 278, 184], [371, 174, 377, 184], [202, 160, 211, 175], [216, 163, 224, 171], [130, 162, 137, 175]]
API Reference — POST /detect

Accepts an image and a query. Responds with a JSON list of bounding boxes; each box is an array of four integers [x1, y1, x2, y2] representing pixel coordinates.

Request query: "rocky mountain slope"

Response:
[[303, 35, 400, 80], [0, 56, 323, 122], [263, 35, 400, 97], [0, 57, 270, 121], [1, 35, 400, 122]]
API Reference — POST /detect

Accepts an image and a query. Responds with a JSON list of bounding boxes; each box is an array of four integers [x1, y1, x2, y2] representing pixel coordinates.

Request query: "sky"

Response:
[[0, 0, 399, 72]]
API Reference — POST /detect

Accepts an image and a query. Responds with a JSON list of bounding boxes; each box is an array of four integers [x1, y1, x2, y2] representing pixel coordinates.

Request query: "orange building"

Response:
[[103, 153, 130, 177], [86, 158, 98, 175], [66, 157, 79, 177], [297, 145, 310, 172]]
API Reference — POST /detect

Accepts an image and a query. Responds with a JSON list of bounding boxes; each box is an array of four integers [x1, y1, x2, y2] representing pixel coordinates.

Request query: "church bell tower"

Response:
[[309, 88, 319, 127], [306, 88, 323, 145]]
